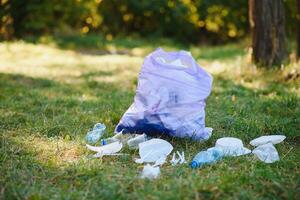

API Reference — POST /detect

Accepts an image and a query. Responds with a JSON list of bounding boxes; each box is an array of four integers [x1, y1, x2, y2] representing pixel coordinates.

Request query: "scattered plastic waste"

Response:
[[135, 139, 173, 163], [127, 133, 149, 149], [140, 164, 160, 179], [115, 48, 213, 140], [249, 135, 285, 163], [101, 137, 118, 145], [204, 127, 213, 139], [250, 135, 286, 146], [153, 156, 167, 167], [170, 153, 180, 166], [252, 143, 280, 163], [215, 137, 251, 157], [190, 147, 223, 169], [178, 151, 187, 164], [93, 123, 106, 130], [100, 130, 132, 145], [86, 141, 123, 158], [170, 151, 186, 166], [86, 123, 106, 144]]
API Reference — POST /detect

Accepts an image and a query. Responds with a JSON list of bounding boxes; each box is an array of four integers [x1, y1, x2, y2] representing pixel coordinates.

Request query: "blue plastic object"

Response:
[[190, 147, 224, 169], [86, 123, 106, 144]]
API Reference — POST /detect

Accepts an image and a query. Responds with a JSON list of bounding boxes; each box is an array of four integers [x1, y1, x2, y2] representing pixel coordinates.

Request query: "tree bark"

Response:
[[297, 0, 300, 59], [251, 0, 286, 67]]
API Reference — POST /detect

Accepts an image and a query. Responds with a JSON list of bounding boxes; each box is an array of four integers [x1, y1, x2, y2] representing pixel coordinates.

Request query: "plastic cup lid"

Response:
[[215, 137, 251, 156], [250, 135, 286, 146], [215, 137, 244, 148]]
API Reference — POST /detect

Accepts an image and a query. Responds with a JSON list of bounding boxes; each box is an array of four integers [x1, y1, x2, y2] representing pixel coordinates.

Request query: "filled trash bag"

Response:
[[115, 48, 213, 140]]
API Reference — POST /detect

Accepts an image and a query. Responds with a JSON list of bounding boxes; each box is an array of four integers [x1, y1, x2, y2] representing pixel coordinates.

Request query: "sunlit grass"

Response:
[[0, 41, 142, 86]]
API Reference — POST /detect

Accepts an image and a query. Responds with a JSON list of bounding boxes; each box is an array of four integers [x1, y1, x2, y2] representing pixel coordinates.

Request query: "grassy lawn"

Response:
[[0, 35, 299, 199]]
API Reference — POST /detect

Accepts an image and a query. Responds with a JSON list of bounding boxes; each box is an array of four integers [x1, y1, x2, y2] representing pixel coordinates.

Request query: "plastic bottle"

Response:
[[127, 134, 149, 149], [190, 147, 224, 169], [86, 123, 106, 144], [100, 137, 118, 145], [100, 132, 124, 145]]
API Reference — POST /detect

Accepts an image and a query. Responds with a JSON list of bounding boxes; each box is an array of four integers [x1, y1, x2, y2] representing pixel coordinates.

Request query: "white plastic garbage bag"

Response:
[[250, 135, 286, 146], [135, 139, 173, 163], [115, 48, 213, 140], [215, 137, 251, 157], [252, 143, 280, 163]]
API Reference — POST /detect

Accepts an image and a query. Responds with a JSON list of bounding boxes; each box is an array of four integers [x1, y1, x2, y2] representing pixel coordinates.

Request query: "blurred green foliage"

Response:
[[0, 0, 298, 43]]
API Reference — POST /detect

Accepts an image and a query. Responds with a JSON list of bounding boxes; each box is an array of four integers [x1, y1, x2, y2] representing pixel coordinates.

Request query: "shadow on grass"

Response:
[[0, 72, 134, 138]]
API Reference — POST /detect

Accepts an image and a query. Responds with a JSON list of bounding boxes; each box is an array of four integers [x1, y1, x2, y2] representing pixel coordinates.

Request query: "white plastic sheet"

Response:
[[86, 141, 123, 158], [135, 139, 173, 163], [252, 143, 280, 163], [250, 135, 286, 146], [215, 137, 251, 157]]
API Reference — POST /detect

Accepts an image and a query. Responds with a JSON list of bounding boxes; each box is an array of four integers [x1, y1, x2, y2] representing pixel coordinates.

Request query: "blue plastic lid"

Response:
[[190, 161, 198, 169], [101, 140, 107, 145]]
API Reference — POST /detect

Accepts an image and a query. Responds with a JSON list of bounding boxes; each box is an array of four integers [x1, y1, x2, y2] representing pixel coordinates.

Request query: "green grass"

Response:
[[0, 35, 299, 200]]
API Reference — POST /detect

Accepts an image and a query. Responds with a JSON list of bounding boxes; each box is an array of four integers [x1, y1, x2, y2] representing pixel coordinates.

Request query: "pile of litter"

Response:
[[84, 49, 286, 179], [85, 123, 286, 179]]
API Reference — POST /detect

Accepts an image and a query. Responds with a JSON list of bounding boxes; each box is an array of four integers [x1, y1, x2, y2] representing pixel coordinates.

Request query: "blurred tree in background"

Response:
[[250, 0, 287, 67], [297, 0, 300, 58], [0, 0, 297, 44]]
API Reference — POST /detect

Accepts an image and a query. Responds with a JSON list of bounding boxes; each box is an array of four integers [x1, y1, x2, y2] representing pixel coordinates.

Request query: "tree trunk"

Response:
[[297, 0, 300, 59], [251, 0, 286, 67]]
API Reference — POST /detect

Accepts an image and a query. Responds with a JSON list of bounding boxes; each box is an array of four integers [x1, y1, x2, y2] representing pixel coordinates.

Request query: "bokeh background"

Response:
[[0, 0, 298, 44]]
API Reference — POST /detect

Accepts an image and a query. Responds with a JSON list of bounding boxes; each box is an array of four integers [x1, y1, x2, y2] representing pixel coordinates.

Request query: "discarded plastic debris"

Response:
[[204, 127, 213, 139], [215, 137, 251, 157], [101, 137, 118, 146], [178, 151, 187, 164], [153, 156, 167, 167], [252, 143, 280, 163], [86, 141, 123, 158], [170, 151, 186, 166], [140, 164, 160, 179], [250, 135, 285, 163], [127, 133, 149, 149], [93, 123, 106, 130], [135, 139, 173, 163], [86, 123, 106, 144], [250, 135, 286, 146], [115, 48, 213, 141], [170, 153, 180, 166], [100, 130, 132, 145], [190, 147, 223, 169]]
